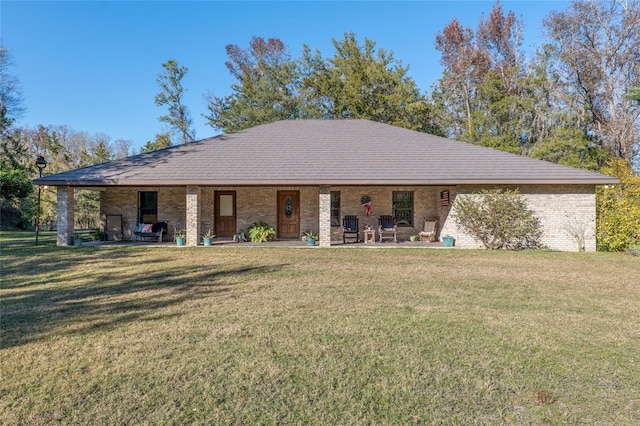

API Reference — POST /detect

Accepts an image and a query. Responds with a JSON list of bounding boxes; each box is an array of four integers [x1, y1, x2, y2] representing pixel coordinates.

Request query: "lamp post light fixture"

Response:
[[35, 156, 47, 246]]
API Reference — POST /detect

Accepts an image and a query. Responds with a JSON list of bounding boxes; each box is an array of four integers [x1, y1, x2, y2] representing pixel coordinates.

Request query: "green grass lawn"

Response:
[[2, 231, 639, 424]]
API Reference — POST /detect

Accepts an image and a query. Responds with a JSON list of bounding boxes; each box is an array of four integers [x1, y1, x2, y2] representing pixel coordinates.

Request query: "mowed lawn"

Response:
[[1, 232, 639, 425]]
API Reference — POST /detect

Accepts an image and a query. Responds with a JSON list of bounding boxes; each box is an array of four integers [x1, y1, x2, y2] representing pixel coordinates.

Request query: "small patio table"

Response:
[[363, 229, 376, 244]]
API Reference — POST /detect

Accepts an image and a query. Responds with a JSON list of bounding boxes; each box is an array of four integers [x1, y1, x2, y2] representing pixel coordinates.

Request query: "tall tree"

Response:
[[433, 2, 530, 152], [91, 133, 112, 164], [434, 17, 491, 138], [113, 138, 134, 159], [544, 0, 640, 162], [0, 46, 25, 133], [141, 132, 172, 153], [205, 37, 302, 132], [155, 59, 195, 144], [0, 46, 34, 229], [302, 33, 440, 133]]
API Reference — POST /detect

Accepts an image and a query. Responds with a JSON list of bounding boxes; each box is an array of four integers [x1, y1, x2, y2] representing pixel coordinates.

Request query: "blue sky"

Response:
[[2, 1, 569, 151]]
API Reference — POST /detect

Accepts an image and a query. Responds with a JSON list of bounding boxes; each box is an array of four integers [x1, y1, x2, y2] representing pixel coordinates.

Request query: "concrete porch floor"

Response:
[[80, 238, 450, 249]]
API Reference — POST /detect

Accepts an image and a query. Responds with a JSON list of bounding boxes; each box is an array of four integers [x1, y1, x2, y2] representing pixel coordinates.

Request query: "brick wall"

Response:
[[100, 186, 319, 241], [100, 186, 186, 240], [100, 184, 597, 250], [439, 185, 597, 251], [326, 186, 455, 242]]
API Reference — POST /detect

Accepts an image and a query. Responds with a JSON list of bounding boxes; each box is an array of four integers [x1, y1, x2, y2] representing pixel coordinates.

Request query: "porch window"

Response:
[[392, 191, 413, 226], [138, 191, 158, 223], [331, 191, 341, 226]]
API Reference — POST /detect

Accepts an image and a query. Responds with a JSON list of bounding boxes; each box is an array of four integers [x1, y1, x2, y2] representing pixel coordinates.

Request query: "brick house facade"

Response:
[[38, 120, 617, 251]]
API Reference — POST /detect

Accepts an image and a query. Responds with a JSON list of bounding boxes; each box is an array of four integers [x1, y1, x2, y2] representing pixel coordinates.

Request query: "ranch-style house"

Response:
[[34, 119, 618, 251]]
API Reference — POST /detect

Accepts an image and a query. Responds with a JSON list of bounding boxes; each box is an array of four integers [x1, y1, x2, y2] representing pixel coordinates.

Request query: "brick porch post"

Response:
[[186, 185, 201, 246], [319, 186, 331, 247], [56, 186, 74, 246]]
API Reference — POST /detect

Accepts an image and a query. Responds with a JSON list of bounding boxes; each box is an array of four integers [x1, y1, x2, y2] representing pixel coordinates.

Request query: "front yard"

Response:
[[1, 231, 639, 424]]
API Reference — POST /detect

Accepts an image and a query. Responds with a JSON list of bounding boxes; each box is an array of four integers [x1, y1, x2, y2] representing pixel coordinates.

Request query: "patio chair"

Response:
[[419, 219, 438, 242], [378, 215, 397, 243], [342, 215, 359, 244]]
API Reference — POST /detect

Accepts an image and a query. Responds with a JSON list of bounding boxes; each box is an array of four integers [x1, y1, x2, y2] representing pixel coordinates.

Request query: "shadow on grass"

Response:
[[1, 239, 287, 349]]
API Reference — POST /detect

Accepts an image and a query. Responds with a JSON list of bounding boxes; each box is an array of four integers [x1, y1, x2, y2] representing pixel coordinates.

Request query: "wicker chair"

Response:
[[419, 219, 438, 242]]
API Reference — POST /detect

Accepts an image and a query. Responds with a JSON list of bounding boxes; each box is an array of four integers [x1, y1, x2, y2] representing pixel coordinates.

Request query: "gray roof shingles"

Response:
[[34, 119, 619, 186]]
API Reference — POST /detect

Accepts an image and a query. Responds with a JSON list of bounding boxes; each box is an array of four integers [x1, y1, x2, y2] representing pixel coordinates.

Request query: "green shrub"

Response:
[[247, 222, 275, 243], [453, 188, 544, 250], [596, 159, 640, 252]]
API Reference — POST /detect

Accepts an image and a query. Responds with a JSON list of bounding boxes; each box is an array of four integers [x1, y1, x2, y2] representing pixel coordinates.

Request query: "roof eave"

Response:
[[33, 177, 620, 187]]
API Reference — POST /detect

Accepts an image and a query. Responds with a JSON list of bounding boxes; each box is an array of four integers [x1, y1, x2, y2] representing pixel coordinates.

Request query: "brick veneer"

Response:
[[186, 186, 201, 246], [56, 186, 74, 246], [96, 184, 597, 251], [319, 186, 331, 247], [439, 185, 597, 251]]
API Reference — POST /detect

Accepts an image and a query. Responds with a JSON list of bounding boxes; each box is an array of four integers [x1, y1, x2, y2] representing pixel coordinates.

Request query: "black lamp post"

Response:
[[35, 155, 47, 246]]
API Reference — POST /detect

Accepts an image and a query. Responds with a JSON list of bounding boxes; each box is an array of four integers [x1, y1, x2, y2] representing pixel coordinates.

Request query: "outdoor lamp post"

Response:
[[35, 155, 47, 246]]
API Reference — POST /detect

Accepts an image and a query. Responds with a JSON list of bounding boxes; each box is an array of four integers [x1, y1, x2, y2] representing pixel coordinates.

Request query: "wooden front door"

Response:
[[215, 191, 236, 237], [277, 191, 300, 239]]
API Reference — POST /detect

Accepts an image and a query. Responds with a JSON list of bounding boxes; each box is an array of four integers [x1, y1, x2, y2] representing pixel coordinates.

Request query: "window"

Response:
[[331, 191, 341, 226], [393, 191, 413, 226], [138, 191, 158, 223]]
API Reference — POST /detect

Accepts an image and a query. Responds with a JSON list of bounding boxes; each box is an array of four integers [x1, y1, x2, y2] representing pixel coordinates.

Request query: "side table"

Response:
[[363, 229, 376, 244]]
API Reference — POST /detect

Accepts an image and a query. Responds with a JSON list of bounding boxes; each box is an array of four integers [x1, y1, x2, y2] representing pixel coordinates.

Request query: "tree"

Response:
[[205, 37, 303, 133], [0, 46, 25, 133], [91, 133, 112, 164], [597, 158, 640, 251], [433, 2, 531, 152], [627, 86, 640, 103], [530, 127, 609, 171], [453, 188, 544, 250], [434, 18, 490, 138], [302, 33, 441, 133], [206, 34, 442, 135], [544, 0, 640, 162], [141, 132, 172, 153], [113, 138, 134, 159], [155, 59, 195, 144], [0, 46, 34, 229], [0, 167, 32, 202]]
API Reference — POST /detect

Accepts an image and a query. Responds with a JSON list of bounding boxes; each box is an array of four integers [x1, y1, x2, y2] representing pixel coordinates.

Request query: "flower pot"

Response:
[[307, 237, 316, 246], [203, 237, 212, 246], [442, 236, 455, 247], [176, 236, 185, 246], [410, 235, 418, 242]]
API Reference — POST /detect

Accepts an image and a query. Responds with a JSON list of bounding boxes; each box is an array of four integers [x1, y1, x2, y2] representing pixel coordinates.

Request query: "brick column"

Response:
[[186, 185, 201, 246], [319, 186, 331, 247], [56, 186, 74, 246]]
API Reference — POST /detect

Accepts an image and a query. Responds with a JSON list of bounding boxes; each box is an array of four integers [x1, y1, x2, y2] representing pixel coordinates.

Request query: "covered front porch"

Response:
[[53, 185, 455, 247]]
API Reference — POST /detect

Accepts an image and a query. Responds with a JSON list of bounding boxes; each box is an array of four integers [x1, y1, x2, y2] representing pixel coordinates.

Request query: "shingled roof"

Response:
[[34, 119, 618, 186]]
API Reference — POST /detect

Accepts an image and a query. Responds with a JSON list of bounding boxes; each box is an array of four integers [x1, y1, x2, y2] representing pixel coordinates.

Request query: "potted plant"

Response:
[[175, 229, 186, 246], [442, 235, 455, 247], [305, 231, 319, 246], [202, 229, 215, 246], [410, 233, 419, 242]]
